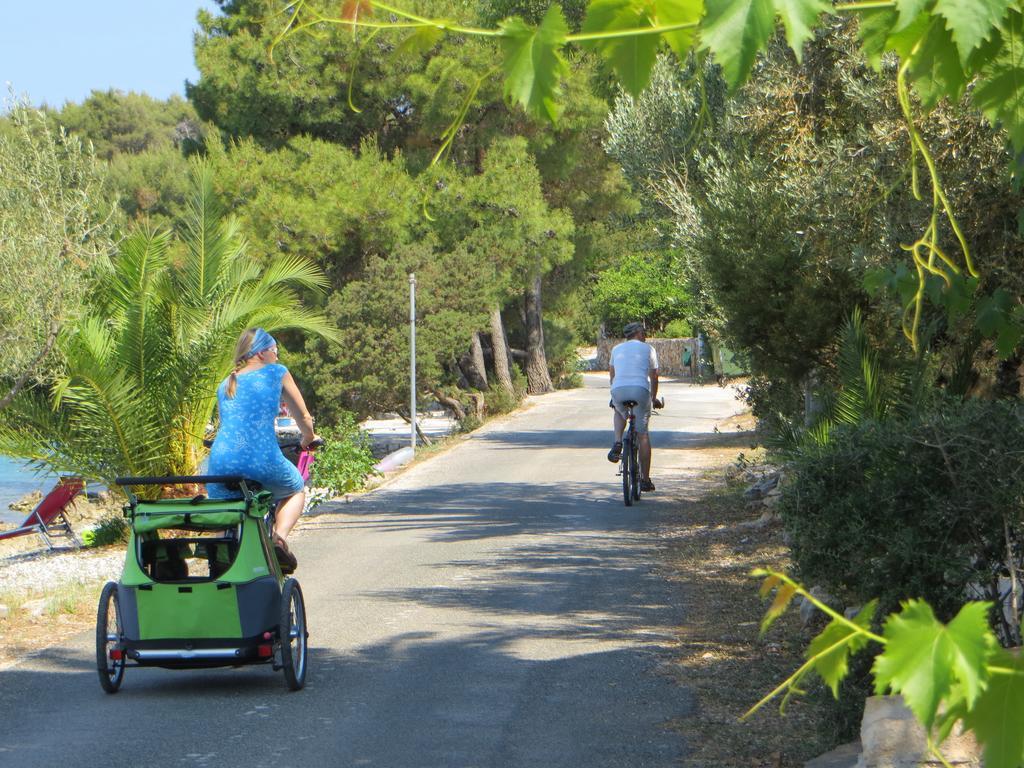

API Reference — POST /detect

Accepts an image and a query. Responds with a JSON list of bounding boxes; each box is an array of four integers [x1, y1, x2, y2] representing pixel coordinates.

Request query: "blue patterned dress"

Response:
[[206, 363, 304, 501]]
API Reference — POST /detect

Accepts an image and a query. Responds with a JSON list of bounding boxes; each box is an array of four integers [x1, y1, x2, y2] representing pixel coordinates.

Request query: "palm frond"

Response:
[[177, 158, 232, 305], [2, 161, 335, 483], [258, 254, 331, 292], [832, 307, 886, 426]]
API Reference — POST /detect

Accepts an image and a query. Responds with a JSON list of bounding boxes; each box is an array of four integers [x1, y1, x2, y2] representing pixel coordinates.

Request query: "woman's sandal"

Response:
[[273, 534, 298, 574]]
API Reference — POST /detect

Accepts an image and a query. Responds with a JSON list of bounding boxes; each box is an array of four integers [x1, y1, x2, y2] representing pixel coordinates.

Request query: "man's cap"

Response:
[[622, 321, 645, 338]]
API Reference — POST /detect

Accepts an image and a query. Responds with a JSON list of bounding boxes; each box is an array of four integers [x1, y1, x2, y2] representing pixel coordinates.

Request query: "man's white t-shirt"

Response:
[[610, 340, 659, 390]]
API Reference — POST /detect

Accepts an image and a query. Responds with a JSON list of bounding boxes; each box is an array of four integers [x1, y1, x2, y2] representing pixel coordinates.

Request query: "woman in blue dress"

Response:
[[207, 328, 320, 573]]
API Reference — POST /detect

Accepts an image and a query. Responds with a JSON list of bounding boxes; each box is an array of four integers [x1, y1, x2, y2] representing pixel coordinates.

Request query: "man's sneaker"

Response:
[[607, 441, 623, 463], [640, 478, 656, 492]]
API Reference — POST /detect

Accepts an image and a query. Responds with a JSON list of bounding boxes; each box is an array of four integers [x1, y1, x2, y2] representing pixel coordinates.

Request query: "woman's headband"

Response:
[[246, 329, 277, 358]]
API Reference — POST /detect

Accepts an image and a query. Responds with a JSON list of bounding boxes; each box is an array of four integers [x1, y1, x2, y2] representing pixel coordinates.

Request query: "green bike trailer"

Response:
[[96, 475, 308, 693]]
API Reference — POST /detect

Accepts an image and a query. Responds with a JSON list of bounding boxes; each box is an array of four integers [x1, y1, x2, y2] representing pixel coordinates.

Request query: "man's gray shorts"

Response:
[[611, 386, 653, 434]]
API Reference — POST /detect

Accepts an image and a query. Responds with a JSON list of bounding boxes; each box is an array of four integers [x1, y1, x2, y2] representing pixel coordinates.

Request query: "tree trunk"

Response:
[[524, 275, 553, 395], [489, 305, 515, 396], [0, 319, 59, 410], [803, 370, 824, 427], [397, 410, 434, 446], [458, 332, 488, 390], [430, 388, 467, 423]]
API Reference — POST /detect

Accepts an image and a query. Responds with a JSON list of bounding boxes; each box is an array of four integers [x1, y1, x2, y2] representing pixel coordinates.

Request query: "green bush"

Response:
[[308, 414, 379, 501], [82, 514, 129, 548], [661, 318, 693, 338], [484, 375, 525, 416], [780, 398, 1024, 633], [740, 374, 804, 443]]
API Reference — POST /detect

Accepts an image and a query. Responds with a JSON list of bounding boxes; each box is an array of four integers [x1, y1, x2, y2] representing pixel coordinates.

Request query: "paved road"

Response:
[[0, 375, 744, 768]]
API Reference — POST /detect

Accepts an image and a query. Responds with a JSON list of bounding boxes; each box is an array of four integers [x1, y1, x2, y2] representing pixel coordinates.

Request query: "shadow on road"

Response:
[[0, 630, 692, 767], [471, 428, 753, 451]]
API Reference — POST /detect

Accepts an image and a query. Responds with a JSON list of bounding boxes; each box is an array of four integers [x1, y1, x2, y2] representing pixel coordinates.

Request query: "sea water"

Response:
[[0, 456, 58, 525]]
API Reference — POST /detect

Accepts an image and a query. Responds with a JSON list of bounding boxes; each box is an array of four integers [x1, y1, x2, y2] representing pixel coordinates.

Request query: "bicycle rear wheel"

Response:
[[631, 439, 641, 501], [622, 435, 634, 506]]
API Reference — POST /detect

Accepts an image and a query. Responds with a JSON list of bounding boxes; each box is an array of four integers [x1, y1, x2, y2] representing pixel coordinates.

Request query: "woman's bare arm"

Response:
[[281, 372, 319, 447]]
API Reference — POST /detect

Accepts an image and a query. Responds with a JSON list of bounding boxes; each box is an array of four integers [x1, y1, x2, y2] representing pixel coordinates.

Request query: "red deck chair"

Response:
[[0, 476, 84, 550]]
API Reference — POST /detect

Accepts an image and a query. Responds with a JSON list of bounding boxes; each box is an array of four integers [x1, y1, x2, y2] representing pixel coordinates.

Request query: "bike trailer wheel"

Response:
[[96, 581, 125, 693], [279, 578, 308, 691]]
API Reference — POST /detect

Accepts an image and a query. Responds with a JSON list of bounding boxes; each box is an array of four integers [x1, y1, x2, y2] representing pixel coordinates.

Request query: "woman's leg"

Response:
[[274, 490, 305, 540]]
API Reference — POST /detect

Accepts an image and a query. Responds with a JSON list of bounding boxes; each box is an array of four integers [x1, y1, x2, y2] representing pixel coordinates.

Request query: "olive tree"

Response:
[[0, 96, 115, 408]]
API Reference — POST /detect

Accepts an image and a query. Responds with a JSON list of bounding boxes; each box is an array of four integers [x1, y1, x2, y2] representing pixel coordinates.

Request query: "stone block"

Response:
[[21, 598, 48, 618], [860, 696, 980, 767], [805, 740, 861, 768]]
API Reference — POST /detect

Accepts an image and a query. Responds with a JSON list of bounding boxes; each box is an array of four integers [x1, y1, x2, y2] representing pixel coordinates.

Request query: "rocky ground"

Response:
[[0, 493, 127, 666], [663, 448, 833, 767]]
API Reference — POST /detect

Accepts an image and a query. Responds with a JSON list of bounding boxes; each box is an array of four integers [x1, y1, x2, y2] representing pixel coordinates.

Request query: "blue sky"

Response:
[[2, 1, 219, 108]]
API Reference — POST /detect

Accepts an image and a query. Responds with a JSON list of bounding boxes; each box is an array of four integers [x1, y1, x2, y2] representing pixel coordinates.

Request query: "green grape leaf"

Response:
[[807, 600, 878, 697], [894, 265, 920, 305], [700, 0, 775, 89], [974, 10, 1024, 153], [499, 6, 570, 123], [653, 0, 704, 60], [942, 274, 979, 324], [906, 17, 969, 108], [394, 26, 444, 57], [976, 288, 1015, 336], [581, 0, 660, 95], [774, 0, 830, 62], [996, 321, 1024, 357], [933, 0, 1015, 66], [872, 600, 994, 729], [941, 602, 996, 709], [863, 267, 895, 296], [966, 23, 1006, 70], [859, 9, 899, 68], [886, 11, 934, 61], [963, 648, 1024, 768], [894, 0, 930, 31]]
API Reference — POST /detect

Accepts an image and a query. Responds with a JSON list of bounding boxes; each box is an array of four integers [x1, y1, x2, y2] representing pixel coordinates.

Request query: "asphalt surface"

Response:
[[0, 374, 745, 768]]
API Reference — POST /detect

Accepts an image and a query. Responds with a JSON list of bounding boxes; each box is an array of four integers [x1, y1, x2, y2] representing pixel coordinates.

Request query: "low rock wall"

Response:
[[595, 337, 698, 377]]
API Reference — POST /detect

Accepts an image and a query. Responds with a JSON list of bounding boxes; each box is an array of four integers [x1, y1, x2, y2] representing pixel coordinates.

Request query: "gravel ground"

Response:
[[0, 548, 124, 593], [0, 491, 126, 594]]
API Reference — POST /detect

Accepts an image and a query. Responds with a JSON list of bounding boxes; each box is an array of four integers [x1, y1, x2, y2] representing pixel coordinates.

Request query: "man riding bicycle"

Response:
[[607, 321, 661, 492]]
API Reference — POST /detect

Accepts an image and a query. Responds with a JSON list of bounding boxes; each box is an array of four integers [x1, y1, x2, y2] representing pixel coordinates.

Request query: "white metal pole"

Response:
[[410, 273, 417, 453]]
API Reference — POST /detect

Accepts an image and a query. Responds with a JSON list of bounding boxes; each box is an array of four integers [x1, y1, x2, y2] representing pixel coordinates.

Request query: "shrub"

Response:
[[484, 370, 527, 417], [661, 318, 693, 338], [308, 414, 378, 501], [82, 514, 129, 548], [740, 374, 804, 443], [780, 398, 1024, 636]]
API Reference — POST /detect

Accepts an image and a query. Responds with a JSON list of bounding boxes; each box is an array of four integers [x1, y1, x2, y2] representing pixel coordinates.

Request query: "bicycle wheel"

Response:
[[279, 578, 308, 691], [622, 434, 634, 506], [96, 581, 125, 693], [631, 438, 642, 501]]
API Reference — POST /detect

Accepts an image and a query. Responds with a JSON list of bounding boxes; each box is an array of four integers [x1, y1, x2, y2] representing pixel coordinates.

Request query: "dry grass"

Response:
[[661, 447, 833, 768], [0, 581, 105, 668]]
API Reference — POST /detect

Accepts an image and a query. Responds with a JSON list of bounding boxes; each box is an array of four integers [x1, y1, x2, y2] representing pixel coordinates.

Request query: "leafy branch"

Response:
[[753, 569, 1024, 768], [268, 0, 1024, 354]]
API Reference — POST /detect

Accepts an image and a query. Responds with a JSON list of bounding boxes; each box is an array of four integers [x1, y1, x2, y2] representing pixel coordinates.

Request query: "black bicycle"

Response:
[[619, 400, 642, 506], [616, 397, 664, 507]]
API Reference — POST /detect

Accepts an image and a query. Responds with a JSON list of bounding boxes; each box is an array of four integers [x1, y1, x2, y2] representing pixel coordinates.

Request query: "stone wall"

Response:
[[595, 337, 698, 377]]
